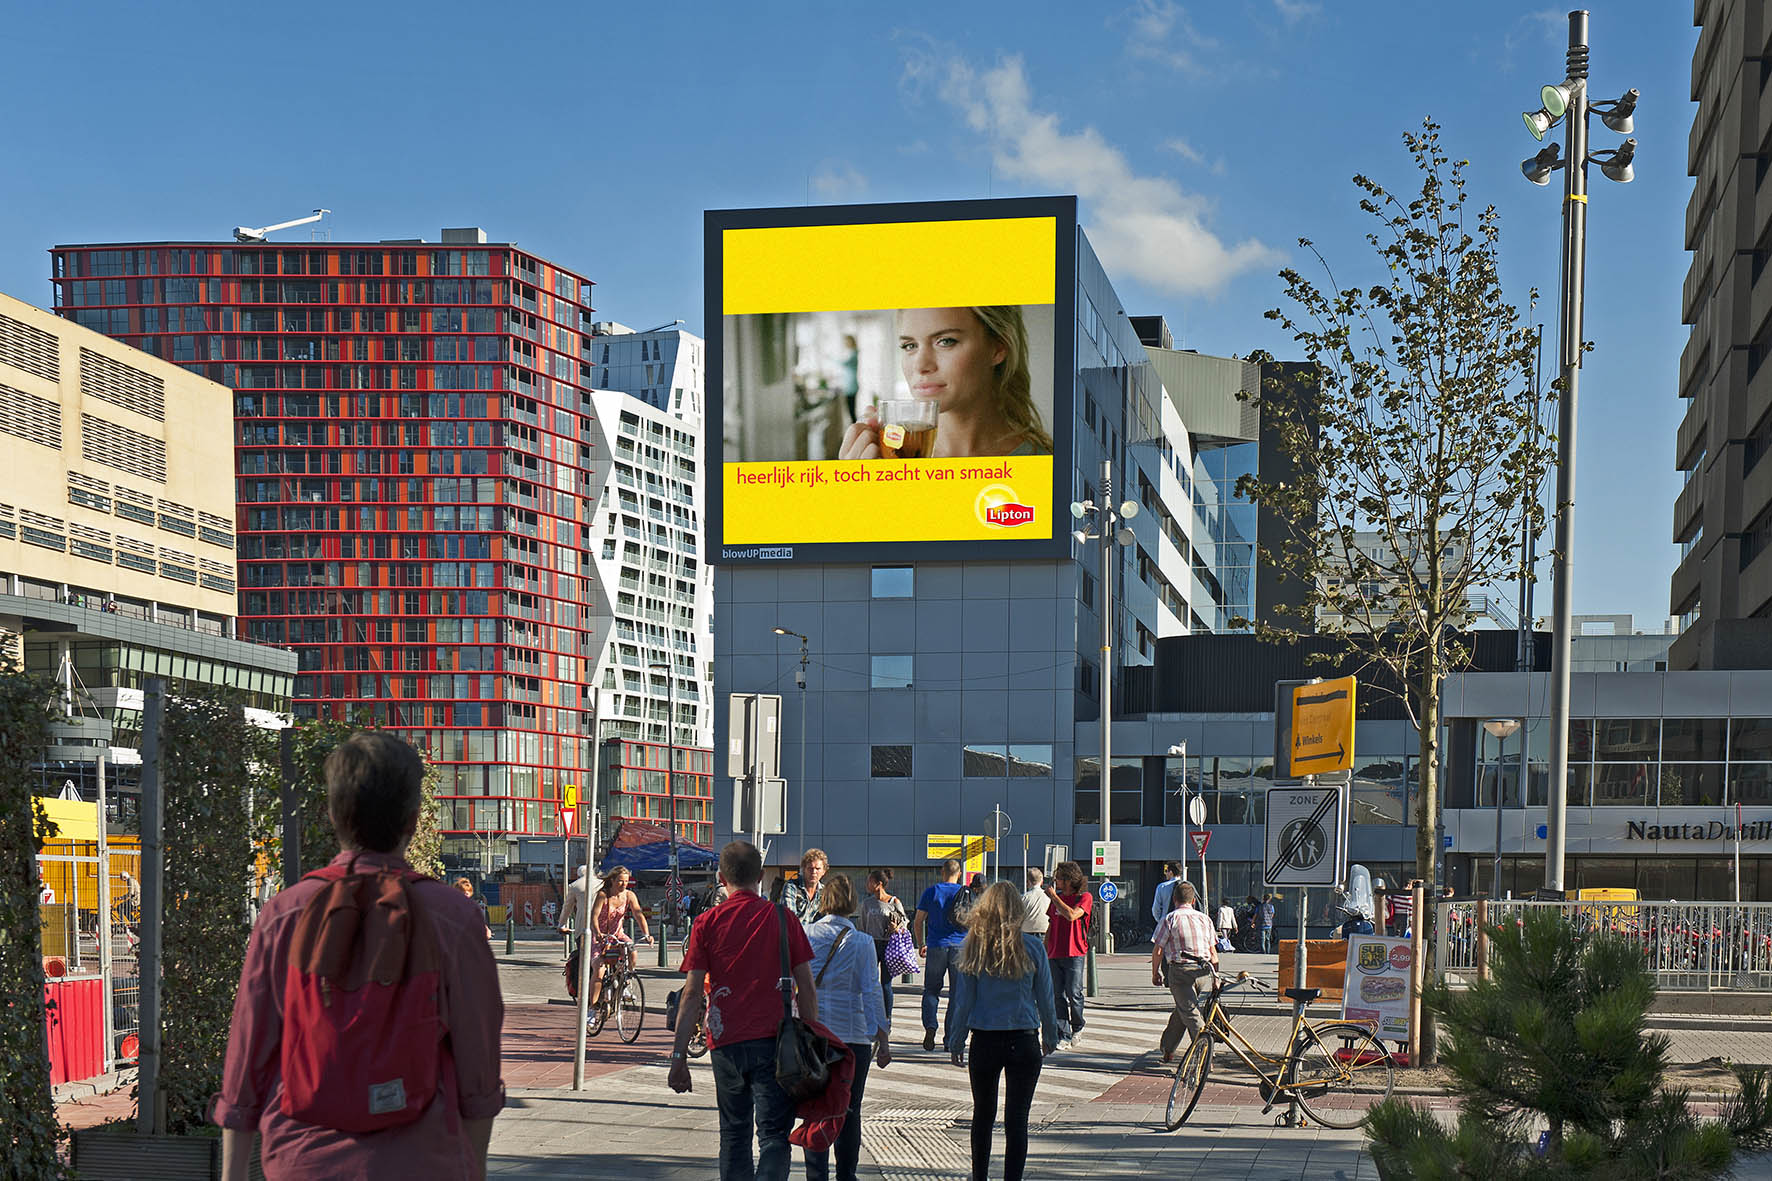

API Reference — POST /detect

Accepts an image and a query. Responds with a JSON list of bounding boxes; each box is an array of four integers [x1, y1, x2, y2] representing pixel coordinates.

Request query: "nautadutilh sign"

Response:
[[1626, 820, 1772, 841]]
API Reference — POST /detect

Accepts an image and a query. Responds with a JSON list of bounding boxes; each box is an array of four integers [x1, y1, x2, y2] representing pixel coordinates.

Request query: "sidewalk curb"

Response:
[[53, 1068, 134, 1105]]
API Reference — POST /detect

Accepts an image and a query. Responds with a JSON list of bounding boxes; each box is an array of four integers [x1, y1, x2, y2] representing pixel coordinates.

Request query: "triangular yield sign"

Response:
[[1189, 830, 1211, 856]]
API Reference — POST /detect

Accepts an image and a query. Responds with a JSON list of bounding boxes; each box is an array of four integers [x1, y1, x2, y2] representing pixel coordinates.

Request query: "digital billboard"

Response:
[[706, 197, 1076, 563]]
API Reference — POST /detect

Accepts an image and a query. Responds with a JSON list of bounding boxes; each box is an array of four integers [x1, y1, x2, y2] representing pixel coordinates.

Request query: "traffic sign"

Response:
[[1274, 676, 1356, 780], [1091, 840, 1121, 877], [1189, 830, 1211, 857], [1187, 796, 1206, 826], [562, 783, 579, 812], [1263, 785, 1346, 887], [1097, 880, 1119, 903], [927, 834, 993, 876]]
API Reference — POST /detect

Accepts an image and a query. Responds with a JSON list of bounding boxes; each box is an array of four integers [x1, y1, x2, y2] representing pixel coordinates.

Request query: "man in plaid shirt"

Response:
[[1150, 881, 1218, 1062]]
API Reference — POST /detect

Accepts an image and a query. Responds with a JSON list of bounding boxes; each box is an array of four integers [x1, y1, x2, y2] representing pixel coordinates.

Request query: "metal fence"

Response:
[[1436, 899, 1772, 992], [38, 842, 141, 1072]]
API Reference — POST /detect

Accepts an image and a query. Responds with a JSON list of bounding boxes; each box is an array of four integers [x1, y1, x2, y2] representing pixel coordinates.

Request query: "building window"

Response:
[[871, 745, 912, 778], [1073, 756, 1142, 825], [870, 654, 913, 689], [964, 744, 1007, 776], [1008, 744, 1054, 777], [871, 566, 914, 598]]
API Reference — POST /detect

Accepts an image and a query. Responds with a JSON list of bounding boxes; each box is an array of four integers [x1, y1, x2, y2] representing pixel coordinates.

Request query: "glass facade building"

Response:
[[50, 234, 607, 846]]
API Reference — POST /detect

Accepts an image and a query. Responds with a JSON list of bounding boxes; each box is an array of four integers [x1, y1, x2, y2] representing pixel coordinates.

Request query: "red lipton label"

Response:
[[985, 502, 1035, 527]]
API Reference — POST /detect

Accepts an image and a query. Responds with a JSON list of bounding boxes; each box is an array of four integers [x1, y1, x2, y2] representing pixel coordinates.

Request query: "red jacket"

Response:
[[785, 1015, 856, 1153]]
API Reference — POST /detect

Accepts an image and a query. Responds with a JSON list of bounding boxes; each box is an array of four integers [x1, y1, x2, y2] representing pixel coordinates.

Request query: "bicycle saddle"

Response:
[[1283, 987, 1321, 1004]]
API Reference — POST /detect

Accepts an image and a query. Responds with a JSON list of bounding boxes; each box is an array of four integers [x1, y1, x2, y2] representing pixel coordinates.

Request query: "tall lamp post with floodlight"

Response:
[[1481, 718, 1522, 895], [1072, 459, 1139, 995], [1518, 9, 1638, 897], [649, 659, 677, 966], [773, 626, 810, 866]]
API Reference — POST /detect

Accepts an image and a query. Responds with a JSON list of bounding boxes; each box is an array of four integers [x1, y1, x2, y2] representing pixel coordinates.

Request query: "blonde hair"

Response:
[[802, 848, 828, 872], [970, 306, 1052, 455], [818, 873, 857, 916], [955, 881, 1034, 980]]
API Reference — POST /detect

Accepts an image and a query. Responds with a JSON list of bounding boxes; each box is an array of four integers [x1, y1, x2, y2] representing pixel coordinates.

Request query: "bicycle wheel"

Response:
[[1163, 1033, 1213, 1132], [687, 1020, 708, 1058], [586, 967, 609, 1037], [1291, 1022, 1395, 1129], [617, 971, 646, 1044]]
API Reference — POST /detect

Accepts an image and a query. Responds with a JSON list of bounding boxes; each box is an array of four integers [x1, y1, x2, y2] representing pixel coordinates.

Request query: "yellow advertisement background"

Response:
[[723, 217, 1057, 314], [723, 457, 1054, 544]]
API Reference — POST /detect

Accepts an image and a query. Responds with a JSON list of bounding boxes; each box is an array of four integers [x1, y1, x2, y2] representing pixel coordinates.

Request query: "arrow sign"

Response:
[[1294, 744, 1347, 765], [1189, 830, 1211, 857], [1294, 688, 1349, 708], [1279, 675, 1356, 778]]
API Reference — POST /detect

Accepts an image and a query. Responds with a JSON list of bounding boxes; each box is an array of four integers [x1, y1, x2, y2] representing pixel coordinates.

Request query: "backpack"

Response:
[[279, 859, 444, 1132], [944, 884, 978, 932]]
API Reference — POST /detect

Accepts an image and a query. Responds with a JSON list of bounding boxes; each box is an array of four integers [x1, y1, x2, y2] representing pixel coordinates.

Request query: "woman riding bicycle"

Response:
[[587, 865, 652, 1010]]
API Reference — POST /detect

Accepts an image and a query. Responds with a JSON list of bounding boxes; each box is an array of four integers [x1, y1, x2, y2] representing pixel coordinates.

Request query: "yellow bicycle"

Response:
[[1164, 956, 1396, 1131]]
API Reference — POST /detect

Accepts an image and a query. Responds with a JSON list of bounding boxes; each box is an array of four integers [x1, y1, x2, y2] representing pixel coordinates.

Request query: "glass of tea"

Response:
[[876, 397, 939, 459]]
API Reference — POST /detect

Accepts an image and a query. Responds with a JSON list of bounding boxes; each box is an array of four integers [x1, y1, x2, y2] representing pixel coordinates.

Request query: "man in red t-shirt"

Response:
[[669, 841, 817, 1181], [1043, 860, 1093, 1049]]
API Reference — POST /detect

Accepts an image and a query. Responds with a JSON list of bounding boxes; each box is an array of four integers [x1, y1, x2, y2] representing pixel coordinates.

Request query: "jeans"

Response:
[[803, 1042, 873, 1181], [875, 940, 894, 1020], [1260, 927, 1274, 954], [923, 943, 960, 1034], [1049, 955, 1085, 1040], [967, 1029, 1043, 1181], [1158, 961, 1213, 1058], [710, 1036, 795, 1181]]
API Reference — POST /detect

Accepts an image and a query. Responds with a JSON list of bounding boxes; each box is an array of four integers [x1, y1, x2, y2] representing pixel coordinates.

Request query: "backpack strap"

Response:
[[815, 925, 852, 987], [777, 904, 794, 1025]]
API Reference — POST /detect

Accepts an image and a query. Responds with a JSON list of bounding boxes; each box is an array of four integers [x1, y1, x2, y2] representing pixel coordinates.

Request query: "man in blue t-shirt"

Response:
[[913, 858, 967, 1052]]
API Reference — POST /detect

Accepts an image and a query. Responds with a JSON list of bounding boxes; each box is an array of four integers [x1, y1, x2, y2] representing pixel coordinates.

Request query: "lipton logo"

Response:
[[984, 502, 1034, 527]]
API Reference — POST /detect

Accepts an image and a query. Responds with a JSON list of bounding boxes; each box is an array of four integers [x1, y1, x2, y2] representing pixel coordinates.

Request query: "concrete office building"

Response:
[[1671, 1, 1772, 668], [0, 292, 294, 806], [711, 198, 1311, 920], [49, 232, 703, 867]]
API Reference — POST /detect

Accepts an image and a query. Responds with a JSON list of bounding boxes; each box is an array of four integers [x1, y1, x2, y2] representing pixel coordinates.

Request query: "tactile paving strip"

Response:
[[861, 1106, 974, 1179]]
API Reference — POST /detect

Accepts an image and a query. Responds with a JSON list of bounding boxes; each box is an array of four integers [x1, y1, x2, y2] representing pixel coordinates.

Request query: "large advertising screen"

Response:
[[706, 197, 1076, 564]]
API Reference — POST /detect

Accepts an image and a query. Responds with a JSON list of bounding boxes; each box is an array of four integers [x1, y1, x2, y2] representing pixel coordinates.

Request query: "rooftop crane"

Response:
[[233, 208, 330, 243]]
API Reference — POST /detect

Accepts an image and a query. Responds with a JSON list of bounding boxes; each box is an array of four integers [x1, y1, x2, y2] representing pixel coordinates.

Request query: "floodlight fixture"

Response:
[[1070, 500, 1092, 519], [1072, 529, 1088, 545], [1482, 718, 1521, 740], [1596, 137, 1636, 183], [1118, 500, 1139, 520], [1522, 107, 1558, 141], [1596, 87, 1639, 134], [1115, 527, 1136, 546], [1540, 81, 1574, 118], [1521, 143, 1563, 186]]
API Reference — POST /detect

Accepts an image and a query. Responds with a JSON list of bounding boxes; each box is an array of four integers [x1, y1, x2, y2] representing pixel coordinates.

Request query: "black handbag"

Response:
[[773, 905, 842, 1102]]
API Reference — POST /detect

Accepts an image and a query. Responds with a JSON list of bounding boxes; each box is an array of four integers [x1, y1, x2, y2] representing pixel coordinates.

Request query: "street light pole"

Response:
[[1521, 10, 1637, 897], [773, 627, 810, 865], [650, 660, 677, 967]]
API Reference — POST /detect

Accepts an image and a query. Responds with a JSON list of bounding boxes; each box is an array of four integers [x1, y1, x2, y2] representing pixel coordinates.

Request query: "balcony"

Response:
[[1679, 327, 1711, 401], [1673, 475, 1704, 545]]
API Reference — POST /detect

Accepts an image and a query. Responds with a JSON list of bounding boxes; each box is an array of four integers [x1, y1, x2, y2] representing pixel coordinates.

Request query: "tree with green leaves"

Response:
[[1238, 119, 1552, 895], [0, 664, 70, 1178], [285, 717, 444, 880], [1367, 910, 1772, 1177]]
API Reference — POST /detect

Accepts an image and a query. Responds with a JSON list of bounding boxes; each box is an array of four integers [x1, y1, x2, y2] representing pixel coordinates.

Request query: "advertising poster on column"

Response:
[[1341, 934, 1414, 1043], [706, 197, 1076, 563]]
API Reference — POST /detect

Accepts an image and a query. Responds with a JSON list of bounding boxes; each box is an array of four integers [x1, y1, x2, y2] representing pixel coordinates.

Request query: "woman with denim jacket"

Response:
[[944, 881, 1061, 1181], [801, 874, 891, 1181]]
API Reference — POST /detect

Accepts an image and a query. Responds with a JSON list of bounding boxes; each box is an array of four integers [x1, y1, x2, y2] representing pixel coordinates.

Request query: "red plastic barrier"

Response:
[[44, 976, 105, 1084]]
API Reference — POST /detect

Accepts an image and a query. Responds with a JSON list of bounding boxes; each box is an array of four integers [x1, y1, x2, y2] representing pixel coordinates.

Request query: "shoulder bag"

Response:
[[774, 905, 843, 1102]]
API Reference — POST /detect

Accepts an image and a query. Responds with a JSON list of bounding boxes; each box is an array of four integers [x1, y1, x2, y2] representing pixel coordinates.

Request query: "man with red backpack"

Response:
[[213, 733, 505, 1179]]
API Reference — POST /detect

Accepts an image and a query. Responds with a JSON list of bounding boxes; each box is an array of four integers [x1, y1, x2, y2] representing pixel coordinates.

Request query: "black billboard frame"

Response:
[[703, 194, 1079, 567]]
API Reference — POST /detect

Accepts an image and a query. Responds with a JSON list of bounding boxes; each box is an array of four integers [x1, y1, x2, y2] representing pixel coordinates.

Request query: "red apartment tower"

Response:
[[51, 231, 599, 856]]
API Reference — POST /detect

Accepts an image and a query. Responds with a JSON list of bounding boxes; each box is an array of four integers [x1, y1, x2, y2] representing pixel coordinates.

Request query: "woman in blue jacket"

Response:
[[945, 880, 1061, 1181]]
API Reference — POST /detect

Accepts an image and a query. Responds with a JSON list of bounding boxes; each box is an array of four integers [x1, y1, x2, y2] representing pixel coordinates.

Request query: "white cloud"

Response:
[[809, 162, 867, 199], [921, 52, 1278, 296], [1163, 137, 1227, 176], [1273, 0, 1320, 23], [1504, 9, 1563, 56], [1122, 0, 1217, 77]]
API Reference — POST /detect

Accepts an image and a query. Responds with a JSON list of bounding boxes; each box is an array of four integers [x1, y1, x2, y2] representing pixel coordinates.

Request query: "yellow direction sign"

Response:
[[926, 833, 995, 875], [562, 783, 579, 812], [1285, 676, 1356, 777]]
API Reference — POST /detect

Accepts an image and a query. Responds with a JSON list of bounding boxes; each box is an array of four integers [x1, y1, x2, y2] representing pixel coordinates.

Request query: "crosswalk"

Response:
[[858, 991, 1177, 1108]]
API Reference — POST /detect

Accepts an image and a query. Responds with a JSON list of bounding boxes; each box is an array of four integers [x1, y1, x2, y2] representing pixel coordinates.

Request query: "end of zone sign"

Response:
[[1263, 785, 1347, 888]]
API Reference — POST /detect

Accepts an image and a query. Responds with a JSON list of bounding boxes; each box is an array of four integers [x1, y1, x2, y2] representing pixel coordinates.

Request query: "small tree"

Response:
[[0, 665, 70, 1178], [1367, 911, 1772, 1177], [1239, 118, 1551, 893], [287, 718, 444, 880]]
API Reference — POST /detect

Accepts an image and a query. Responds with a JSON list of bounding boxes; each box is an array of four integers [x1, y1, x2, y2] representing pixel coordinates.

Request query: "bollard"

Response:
[[1476, 898, 1490, 983], [506, 913, 515, 957]]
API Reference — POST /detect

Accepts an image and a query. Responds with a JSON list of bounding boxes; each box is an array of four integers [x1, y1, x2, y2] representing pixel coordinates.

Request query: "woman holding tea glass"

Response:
[[838, 306, 1052, 460]]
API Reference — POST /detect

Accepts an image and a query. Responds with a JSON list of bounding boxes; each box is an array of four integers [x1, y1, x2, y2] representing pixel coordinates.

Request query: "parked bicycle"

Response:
[[1163, 954, 1396, 1131]]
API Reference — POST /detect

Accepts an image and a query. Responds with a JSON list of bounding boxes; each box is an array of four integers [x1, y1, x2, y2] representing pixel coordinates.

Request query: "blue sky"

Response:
[[1, 1, 1692, 628]]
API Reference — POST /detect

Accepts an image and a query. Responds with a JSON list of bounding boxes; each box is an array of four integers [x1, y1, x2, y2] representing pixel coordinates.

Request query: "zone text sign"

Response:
[[1274, 676, 1356, 780], [1263, 786, 1347, 888]]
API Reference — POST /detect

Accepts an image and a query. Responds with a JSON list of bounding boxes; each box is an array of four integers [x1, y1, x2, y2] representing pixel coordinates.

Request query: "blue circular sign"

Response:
[[1097, 880, 1119, 903]]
